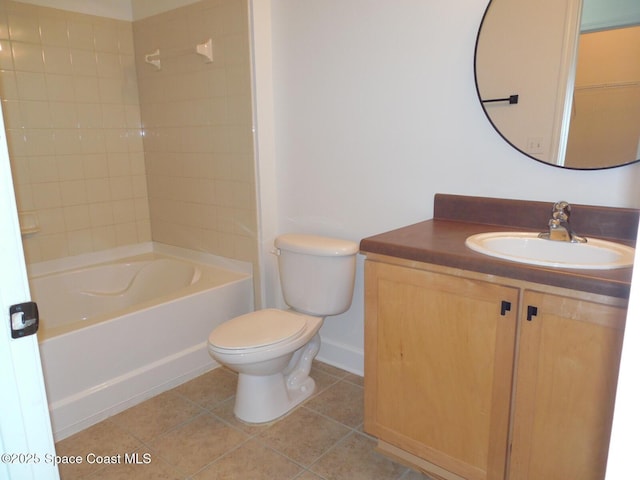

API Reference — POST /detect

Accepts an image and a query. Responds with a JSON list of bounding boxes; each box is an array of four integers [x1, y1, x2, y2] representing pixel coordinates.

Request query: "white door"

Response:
[[0, 108, 59, 479]]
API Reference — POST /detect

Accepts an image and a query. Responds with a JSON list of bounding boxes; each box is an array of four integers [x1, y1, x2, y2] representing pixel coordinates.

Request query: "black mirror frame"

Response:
[[473, 0, 640, 171]]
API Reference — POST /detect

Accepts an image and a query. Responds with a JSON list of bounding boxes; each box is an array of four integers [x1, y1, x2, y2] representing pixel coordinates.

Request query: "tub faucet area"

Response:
[[538, 201, 587, 243]]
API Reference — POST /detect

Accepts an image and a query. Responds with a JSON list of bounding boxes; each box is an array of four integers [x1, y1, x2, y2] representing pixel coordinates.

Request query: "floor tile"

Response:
[[312, 360, 350, 379], [85, 452, 182, 480], [173, 367, 237, 409], [310, 431, 408, 480], [295, 471, 326, 479], [305, 379, 364, 428], [149, 412, 248, 476], [110, 389, 204, 442], [56, 420, 142, 479], [344, 372, 364, 387], [401, 468, 437, 480], [308, 365, 343, 396], [52, 362, 410, 480], [256, 407, 351, 467], [193, 439, 302, 479]]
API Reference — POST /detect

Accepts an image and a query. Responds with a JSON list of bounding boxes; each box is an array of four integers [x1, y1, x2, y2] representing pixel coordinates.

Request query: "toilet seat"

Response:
[[208, 309, 311, 352]]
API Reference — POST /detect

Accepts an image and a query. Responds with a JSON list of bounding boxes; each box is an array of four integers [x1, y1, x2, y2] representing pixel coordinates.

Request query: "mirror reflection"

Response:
[[475, 0, 640, 170]]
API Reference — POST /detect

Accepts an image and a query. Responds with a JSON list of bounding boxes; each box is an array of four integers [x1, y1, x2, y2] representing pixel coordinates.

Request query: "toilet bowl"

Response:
[[208, 309, 323, 423], [207, 234, 358, 424]]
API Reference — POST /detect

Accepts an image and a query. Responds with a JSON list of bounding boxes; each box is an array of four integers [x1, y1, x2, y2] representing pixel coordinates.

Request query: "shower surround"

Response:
[[1, 0, 149, 262], [133, 0, 258, 270], [0, 0, 258, 279]]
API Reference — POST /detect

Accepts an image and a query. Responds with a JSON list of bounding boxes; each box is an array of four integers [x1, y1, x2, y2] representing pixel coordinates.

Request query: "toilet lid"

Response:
[[209, 309, 307, 350]]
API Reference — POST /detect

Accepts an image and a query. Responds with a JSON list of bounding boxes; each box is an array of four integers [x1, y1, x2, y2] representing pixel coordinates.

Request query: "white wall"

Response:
[[253, 0, 640, 374]]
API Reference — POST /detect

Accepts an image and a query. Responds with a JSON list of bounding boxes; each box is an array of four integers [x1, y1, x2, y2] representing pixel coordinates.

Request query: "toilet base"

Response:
[[233, 333, 320, 424], [234, 372, 316, 424]]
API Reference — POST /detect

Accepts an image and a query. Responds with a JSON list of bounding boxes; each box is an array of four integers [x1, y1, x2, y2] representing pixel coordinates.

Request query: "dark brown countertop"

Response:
[[360, 195, 638, 299]]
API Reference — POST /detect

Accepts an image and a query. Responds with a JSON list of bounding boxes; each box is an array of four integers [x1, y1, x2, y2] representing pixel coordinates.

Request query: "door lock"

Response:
[[9, 302, 39, 338]]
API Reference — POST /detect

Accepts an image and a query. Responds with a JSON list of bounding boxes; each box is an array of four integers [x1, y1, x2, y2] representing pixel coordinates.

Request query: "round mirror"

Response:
[[474, 0, 640, 170]]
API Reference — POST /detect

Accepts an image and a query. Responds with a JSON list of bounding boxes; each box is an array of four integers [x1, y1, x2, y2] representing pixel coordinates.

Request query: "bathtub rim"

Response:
[[30, 242, 254, 341], [28, 241, 253, 279]]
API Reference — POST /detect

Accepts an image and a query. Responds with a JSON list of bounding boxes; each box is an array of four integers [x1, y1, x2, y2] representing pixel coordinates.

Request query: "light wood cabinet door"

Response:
[[364, 260, 519, 480], [508, 290, 626, 480]]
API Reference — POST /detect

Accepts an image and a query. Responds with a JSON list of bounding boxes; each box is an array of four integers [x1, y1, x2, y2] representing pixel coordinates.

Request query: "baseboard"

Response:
[[316, 337, 364, 376]]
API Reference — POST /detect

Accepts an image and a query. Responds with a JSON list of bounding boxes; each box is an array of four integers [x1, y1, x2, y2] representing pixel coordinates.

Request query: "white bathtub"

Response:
[[29, 243, 253, 440]]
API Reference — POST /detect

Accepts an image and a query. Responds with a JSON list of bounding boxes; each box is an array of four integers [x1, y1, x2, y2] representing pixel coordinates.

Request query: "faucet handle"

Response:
[[552, 201, 571, 221], [540, 201, 587, 243]]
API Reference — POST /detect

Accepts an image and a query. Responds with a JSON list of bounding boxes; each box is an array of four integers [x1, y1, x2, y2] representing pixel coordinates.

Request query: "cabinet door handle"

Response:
[[527, 305, 538, 321], [500, 300, 511, 316]]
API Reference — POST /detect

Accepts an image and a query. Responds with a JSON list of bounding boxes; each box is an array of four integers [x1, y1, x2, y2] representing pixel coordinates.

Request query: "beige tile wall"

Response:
[[1, 0, 258, 279], [0, 0, 151, 262], [133, 0, 258, 269]]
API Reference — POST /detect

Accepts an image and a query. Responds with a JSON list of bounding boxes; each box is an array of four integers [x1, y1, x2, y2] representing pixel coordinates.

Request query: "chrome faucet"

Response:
[[538, 201, 587, 243]]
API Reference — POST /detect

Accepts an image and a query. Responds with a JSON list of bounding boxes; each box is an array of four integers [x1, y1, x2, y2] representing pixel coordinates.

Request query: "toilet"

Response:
[[208, 234, 358, 424]]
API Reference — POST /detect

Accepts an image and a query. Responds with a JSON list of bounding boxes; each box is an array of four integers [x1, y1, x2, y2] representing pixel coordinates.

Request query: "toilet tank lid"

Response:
[[275, 234, 358, 256]]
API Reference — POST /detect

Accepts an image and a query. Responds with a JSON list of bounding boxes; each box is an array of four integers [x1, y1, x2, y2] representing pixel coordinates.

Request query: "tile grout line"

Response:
[[57, 363, 373, 480]]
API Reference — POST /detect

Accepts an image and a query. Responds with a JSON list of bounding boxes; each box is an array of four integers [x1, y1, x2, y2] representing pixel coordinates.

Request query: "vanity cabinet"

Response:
[[509, 290, 625, 480], [364, 256, 626, 480]]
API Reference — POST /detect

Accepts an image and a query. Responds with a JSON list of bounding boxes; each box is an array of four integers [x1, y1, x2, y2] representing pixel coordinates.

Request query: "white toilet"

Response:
[[208, 234, 358, 424]]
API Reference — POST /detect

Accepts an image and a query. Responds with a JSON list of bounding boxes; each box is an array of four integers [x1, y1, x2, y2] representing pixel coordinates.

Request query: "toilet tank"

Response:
[[274, 234, 358, 316]]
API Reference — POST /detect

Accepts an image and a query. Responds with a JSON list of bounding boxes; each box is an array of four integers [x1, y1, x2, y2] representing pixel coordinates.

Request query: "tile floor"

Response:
[[55, 361, 434, 479]]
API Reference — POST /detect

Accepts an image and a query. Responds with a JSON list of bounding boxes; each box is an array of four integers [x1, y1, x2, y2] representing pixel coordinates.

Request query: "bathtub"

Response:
[[29, 243, 253, 441]]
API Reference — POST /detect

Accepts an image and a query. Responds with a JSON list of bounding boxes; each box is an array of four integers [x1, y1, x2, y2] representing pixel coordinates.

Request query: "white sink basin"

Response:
[[465, 232, 635, 270]]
